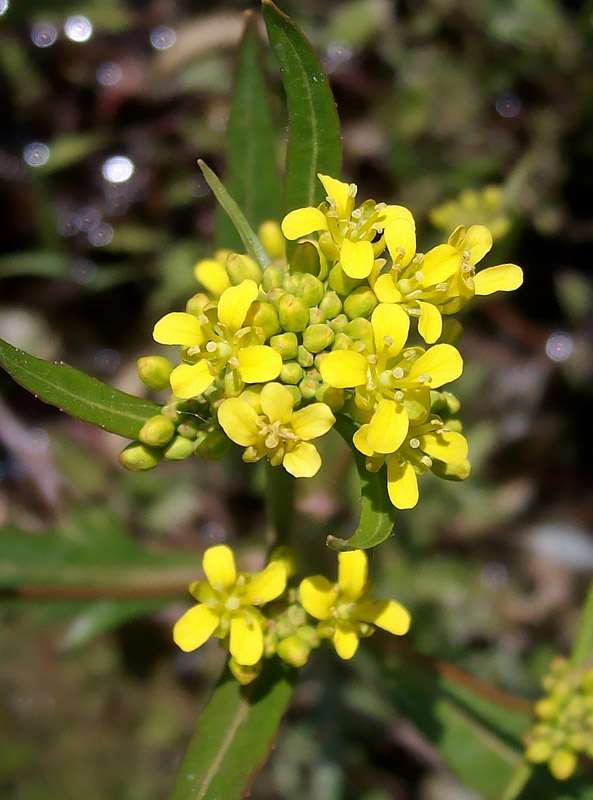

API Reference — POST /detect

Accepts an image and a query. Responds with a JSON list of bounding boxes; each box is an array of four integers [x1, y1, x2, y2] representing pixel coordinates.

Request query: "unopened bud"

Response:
[[229, 657, 262, 685], [139, 414, 176, 446], [535, 697, 558, 720], [185, 292, 210, 316], [299, 374, 320, 400], [328, 265, 361, 296], [318, 230, 340, 260], [319, 291, 342, 320], [280, 361, 304, 385], [278, 294, 309, 332], [315, 382, 345, 412], [309, 307, 325, 325], [567, 733, 587, 752], [163, 435, 194, 461], [344, 317, 372, 341], [332, 332, 354, 350], [329, 313, 348, 334], [277, 634, 311, 668], [195, 428, 231, 460], [285, 385, 302, 407], [177, 418, 201, 440], [262, 264, 287, 292], [549, 750, 577, 781], [303, 323, 335, 354], [297, 274, 324, 307], [226, 253, 263, 286], [244, 300, 280, 338], [268, 287, 286, 308], [525, 740, 553, 764], [258, 220, 286, 260], [343, 286, 378, 320], [270, 332, 298, 360], [290, 240, 320, 276], [137, 356, 173, 391], [282, 273, 301, 294], [119, 441, 162, 472], [583, 669, 593, 694], [297, 345, 314, 368]]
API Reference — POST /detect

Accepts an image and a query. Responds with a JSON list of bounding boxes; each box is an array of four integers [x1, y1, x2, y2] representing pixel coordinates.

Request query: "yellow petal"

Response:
[[462, 224, 492, 263], [260, 382, 294, 425], [319, 350, 368, 388], [381, 204, 415, 228], [170, 361, 214, 399], [473, 264, 523, 295], [153, 312, 204, 347], [237, 345, 282, 383], [194, 258, 231, 297], [418, 430, 468, 464], [405, 344, 463, 388], [352, 424, 375, 456], [217, 397, 259, 446], [417, 301, 443, 344], [333, 622, 360, 660], [373, 273, 402, 303], [340, 238, 374, 279], [217, 280, 258, 331], [447, 224, 466, 250], [203, 544, 237, 589], [387, 456, 419, 509], [281, 207, 328, 240], [243, 561, 287, 605], [338, 550, 368, 600], [384, 218, 416, 268], [367, 399, 409, 454], [173, 604, 219, 652], [371, 303, 410, 357], [421, 244, 460, 285], [356, 599, 411, 635], [300, 575, 338, 619], [229, 613, 263, 666], [283, 442, 322, 478], [318, 173, 353, 219], [291, 403, 335, 440]]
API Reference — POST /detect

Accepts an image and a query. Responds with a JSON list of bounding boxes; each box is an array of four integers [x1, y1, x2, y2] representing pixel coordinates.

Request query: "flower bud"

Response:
[[297, 274, 324, 307], [290, 240, 321, 276], [282, 273, 301, 294], [163, 435, 194, 461], [567, 733, 587, 752], [139, 414, 176, 447], [185, 292, 210, 316], [161, 402, 182, 422], [270, 331, 299, 360], [309, 307, 325, 326], [244, 300, 280, 338], [287, 604, 307, 628], [329, 313, 349, 334], [332, 332, 354, 350], [318, 230, 340, 260], [229, 657, 262, 685], [278, 294, 309, 332], [277, 634, 311, 668], [525, 740, 553, 764], [262, 264, 287, 292], [285, 385, 302, 407], [177, 418, 201, 439], [319, 291, 342, 320], [258, 220, 286, 259], [137, 356, 173, 391], [303, 323, 335, 354], [549, 750, 577, 781], [343, 287, 378, 320], [267, 288, 285, 309], [328, 265, 361, 296], [226, 253, 263, 286], [299, 374, 320, 400], [583, 669, 593, 694], [535, 697, 558, 720], [297, 345, 314, 368], [315, 383, 345, 412], [280, 361, 304, 385], [119, 441, 162, 472], [344, 317, 372, 341], [195, 428, 231, 460]]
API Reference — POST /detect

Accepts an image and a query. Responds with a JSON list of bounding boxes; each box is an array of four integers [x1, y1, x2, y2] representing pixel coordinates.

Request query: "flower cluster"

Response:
[[122, 174, 523, 510], [524, 657, 593, 781], [174, 544, 410, 683]]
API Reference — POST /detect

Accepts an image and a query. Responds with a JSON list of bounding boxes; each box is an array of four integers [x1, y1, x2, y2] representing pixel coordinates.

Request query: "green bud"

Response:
[[225, 253, 263, 285], [299, 375, 320, 400], [535, 697, 558, 720], [431, 458, 471, 482], [277, 634, 311, 668], [343, 286, 378, 320], [329, 313, 349, 334], [195, 428, 231, 460], [303, 323, 335, 354], [229, 657, 261, 685], [445, 418, 463, 433], [282, 273, 301, 294], [549, 750, 577, 781], [119, 441, 162, 472], [258, 220, 286, 260], [525, 740, 553, 764], [439, 317, 464, 347], [139, 414, 176, 446], [298, 625, 320, 647], [290, 240, 320, 276], [344, 317, 372, 341], [163, 435, 194, 461], [315, 382, 345, 412], [161, 402, 182, 422], [280, 361, 304, 385], [267, 287, 286, 308], [309, 307, 325, 325], [319, 291, 342, 320], [328, 264, 361, 296], [285, 385, 302, 407], [185, 292, 210, 316], [318, 230, 340, 260], [278, 293, 309, 332], [244, 300, 280, 338], [177, 418, 201, 440], [270, 331, 299, 360], [583, 669, 593, 694], [297, 274, 324, 307], [567, 733, 587, 752], [332, 332, 354, 350], [297, 345, 314, 368], [286, 604, 307, 628], [262, 264, 287, 292], [137, 356, 173, 391]]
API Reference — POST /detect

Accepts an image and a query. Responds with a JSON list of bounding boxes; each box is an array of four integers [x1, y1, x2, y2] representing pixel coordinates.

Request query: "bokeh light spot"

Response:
[[23, 142, 50, 167], [545, 332, 573, 363], [102, 155, 135, 184], [97, 62, 122, 87], [88, 223, 114, 247], [31, 22, 58, 48], [495, 93, 521, 118], [150, 26, 176, 50], [64, 15, 93, 43], [0, 0, 9, 16]]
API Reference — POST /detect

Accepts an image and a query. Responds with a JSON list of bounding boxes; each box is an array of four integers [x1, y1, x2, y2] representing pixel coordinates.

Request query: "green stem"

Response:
[[570, 576, 593, 668], [500, 761, 532, 800], [265, 463, 295, 545]]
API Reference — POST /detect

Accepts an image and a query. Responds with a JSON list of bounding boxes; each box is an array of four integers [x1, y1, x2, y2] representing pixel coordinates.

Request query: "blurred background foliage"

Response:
[[1, 0, 593, 798]]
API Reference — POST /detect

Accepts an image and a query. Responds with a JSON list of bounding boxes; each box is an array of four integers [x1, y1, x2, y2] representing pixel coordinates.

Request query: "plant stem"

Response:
[[265, 463, 295, 545], [570, 576, 593, 668], [500, 761, 532, 800]]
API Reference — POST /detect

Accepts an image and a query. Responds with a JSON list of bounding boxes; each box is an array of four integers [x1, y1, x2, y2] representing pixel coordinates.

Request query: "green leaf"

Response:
[[263, 0, 342, 212], [171, 661, 294, 800], [0, 337, 161, 439], [327, 416, 394, 551], [216, 12, 282, 251], [198, 160, 271, 271]]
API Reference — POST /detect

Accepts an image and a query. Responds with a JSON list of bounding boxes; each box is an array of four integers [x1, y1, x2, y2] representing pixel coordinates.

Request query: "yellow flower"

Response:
[[217, 382, 335, 477], [299, 550, 410, 659], [153, 279, 282, 399], [193, 250, 231, 298], [173, 544, 287, 666]]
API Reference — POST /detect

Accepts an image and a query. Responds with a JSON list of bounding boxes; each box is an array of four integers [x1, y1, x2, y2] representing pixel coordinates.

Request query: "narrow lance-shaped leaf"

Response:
[[199, 160, 271, 271], [327, 415, 394, 551], [262, 0, 342, 213], [0, 337, 160, 440], [215, 11, 282, 251], [170, 662, 295, 800]]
